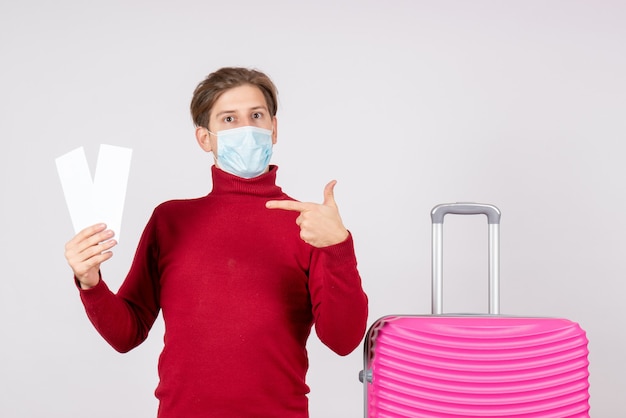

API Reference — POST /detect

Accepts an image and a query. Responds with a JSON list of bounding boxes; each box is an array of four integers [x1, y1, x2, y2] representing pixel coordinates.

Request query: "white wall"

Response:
[[1, 1, 625, 416]]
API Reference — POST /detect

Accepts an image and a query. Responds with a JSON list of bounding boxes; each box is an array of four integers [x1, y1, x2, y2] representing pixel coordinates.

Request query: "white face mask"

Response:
[[209, 126, 273, 179]]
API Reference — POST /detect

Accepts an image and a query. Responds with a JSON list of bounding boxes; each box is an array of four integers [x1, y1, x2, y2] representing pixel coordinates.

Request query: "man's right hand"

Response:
[[64, 223, 117, 289]]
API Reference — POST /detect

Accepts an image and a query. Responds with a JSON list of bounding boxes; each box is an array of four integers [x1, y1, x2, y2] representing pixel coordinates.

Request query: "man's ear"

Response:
[[196, 127, 212, 152], [271, 116, 278, 145]]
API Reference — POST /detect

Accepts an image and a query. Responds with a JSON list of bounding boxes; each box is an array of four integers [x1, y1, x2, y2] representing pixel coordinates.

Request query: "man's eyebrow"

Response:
[[214, 106, 269, 118], [214, 109, 236, 118]]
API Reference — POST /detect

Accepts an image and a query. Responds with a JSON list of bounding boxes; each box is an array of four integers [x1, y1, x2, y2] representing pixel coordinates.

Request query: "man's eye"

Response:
[[224, 116, 235, 122], [252, 112, 262, 119]]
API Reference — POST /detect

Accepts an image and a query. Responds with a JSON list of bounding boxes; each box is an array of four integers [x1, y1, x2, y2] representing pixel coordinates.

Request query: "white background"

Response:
[[1, 1, 625, 417]]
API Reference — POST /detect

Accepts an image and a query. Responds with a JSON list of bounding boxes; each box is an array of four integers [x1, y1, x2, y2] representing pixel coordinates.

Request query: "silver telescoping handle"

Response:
[[430, 203, 502, 315]]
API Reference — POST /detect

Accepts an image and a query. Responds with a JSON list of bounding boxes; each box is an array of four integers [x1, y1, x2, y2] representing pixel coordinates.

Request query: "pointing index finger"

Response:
[[265, 200, 310, 212]]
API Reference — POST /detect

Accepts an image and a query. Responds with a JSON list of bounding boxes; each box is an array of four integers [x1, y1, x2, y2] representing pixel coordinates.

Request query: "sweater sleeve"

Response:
[[78, 213, 161, 353], [308, 232, 368, 356]]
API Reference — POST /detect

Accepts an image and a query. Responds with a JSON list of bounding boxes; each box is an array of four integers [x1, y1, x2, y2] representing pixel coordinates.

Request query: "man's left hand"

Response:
[[266, 180, 349, 248]]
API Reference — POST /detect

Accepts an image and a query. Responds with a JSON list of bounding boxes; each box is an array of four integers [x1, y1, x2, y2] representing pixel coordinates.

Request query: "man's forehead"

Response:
[[207, 85, 271, 123]]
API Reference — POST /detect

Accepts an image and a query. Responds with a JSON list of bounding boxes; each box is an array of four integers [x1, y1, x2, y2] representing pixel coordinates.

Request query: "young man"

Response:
[[64, 67, 368, 417]]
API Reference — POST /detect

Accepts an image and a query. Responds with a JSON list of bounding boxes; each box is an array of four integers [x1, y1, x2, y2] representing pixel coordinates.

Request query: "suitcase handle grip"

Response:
[[431, 203, 501, 224], [430, 203, 501, 315]]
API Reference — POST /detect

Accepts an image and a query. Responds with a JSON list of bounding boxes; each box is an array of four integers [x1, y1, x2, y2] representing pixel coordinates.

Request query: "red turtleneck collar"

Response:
[[209, 165, 285, 198]]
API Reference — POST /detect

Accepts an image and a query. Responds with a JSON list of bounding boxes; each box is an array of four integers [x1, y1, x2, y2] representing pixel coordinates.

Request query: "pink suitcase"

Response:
[[360, 203, 590, 417]]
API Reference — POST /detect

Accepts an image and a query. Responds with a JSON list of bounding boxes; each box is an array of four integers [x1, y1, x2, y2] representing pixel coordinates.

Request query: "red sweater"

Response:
[[79, 165, 368, 417]]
